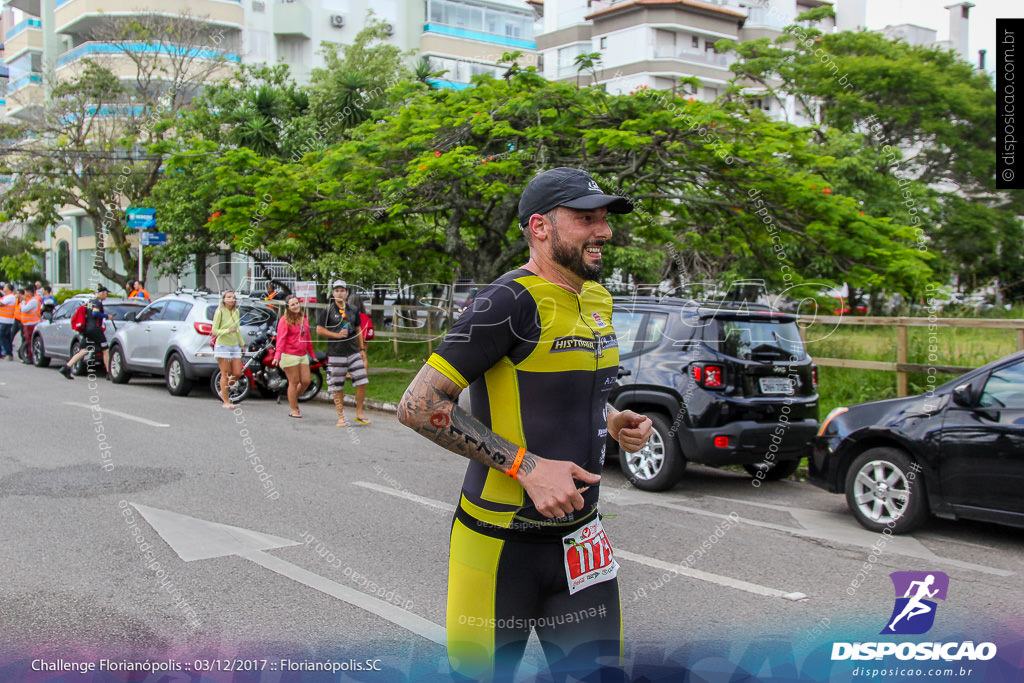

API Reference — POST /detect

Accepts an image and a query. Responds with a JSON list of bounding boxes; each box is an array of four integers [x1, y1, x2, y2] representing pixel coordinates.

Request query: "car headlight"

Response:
[[817, 407, 849, 437]]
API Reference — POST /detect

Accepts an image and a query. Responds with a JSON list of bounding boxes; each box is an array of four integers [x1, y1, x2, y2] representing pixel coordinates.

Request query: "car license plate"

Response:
[[759, 377, 794, 394]]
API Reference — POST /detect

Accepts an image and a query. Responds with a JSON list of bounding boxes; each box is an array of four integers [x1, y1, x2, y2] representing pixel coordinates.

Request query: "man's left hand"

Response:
[[609, 410, 653, 454]]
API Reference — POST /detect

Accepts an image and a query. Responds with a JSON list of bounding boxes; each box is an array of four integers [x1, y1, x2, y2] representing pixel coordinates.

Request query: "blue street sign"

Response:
[[127, 218, 156, 229], [140, 231, 167, 246], [126, 207, 156, 218]]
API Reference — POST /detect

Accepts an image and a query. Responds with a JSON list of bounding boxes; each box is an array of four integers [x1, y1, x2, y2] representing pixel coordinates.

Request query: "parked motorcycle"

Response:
[[210, 324, 325, 404]]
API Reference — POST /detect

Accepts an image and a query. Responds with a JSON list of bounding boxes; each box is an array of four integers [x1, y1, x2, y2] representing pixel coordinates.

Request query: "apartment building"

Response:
[[1, 0, 539, 119], [0, 0, 540, 290], [535, 0, 832, 113]]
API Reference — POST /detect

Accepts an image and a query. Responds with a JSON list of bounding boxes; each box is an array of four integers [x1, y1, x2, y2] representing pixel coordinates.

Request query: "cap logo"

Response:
[[587, 180, 601, 193]]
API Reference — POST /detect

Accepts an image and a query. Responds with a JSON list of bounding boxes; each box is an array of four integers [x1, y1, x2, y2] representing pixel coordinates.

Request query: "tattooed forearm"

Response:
[[398, 365, 525, 473]]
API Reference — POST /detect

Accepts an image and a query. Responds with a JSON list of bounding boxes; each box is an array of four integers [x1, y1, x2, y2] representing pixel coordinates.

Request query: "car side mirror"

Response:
[[124, 312, 137, 322], [952, 383, 975, 408]]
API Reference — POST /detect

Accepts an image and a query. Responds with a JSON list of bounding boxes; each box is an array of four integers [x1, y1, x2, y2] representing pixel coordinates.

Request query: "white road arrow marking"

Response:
[[130, 503, 446, 645], [65, 402, 169, 427]]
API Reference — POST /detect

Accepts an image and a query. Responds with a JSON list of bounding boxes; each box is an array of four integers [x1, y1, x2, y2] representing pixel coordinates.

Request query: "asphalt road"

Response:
[[1, 359, 1023, 680]]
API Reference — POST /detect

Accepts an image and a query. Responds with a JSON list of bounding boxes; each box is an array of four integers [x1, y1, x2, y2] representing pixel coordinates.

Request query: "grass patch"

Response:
[[364, 369, 417, 405], [811, 323, 1018, 416]]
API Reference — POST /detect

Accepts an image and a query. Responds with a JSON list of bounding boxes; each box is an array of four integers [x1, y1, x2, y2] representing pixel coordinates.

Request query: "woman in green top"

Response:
[[212, 290, 243, 408]]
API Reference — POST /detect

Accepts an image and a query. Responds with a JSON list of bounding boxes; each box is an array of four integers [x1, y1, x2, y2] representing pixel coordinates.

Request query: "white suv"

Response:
[[108, 290, 276, 396]]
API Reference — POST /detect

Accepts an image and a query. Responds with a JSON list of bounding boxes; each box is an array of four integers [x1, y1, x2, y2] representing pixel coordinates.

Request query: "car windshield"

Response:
[[205, 304, 275, 326], [715, 319, 807, 361]]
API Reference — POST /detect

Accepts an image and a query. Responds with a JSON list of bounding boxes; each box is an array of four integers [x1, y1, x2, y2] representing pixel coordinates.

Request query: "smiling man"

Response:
[[399, 167, 653, 681]]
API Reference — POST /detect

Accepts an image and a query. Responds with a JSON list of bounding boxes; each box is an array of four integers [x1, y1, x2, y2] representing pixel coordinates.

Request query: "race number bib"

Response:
[[563, 517, 619, 595]]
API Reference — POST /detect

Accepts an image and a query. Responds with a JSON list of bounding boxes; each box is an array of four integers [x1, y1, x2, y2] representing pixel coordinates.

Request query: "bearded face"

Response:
[[550, 221, 605, 281]]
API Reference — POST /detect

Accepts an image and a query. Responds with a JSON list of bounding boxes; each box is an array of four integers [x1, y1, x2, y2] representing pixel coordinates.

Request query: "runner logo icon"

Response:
[[881, 571, 949, 635]]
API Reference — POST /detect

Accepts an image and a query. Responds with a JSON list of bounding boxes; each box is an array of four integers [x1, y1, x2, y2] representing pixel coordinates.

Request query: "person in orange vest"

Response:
[[13, 288, 26, 349], [0, 283, 15, 360], [128, 280, 150, 301], [18, 283, 42, 364]]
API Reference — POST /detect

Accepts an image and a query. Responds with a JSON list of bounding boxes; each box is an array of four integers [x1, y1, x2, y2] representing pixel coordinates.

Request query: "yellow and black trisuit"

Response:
[[427, 268, 622, 680]]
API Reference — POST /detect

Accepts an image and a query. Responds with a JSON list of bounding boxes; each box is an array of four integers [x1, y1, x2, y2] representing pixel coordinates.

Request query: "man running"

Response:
[[399, 167, 652, 681], [59, 285, 113, 379]]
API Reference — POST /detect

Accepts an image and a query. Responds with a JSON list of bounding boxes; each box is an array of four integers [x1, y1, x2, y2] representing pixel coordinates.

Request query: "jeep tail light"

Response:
[[194, 322, 213, 335], [714, 435, 730, 448], [811, 365, 818, 389], [703, 364, 724, 389], [690, 363, 725, 389]]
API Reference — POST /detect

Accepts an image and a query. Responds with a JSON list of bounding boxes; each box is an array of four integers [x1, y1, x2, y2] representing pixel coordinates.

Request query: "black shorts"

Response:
[[81, 329, 108, 352]]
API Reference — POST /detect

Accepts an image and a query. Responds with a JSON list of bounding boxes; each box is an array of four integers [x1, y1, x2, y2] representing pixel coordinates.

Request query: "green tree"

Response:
[[151, 64, 310, 284], [722, 11, 1019, 304], [248, 67, 929, 292]]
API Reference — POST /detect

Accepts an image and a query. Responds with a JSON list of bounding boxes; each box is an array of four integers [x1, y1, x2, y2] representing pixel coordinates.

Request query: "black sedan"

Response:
[[810, 350, 1024, 534]]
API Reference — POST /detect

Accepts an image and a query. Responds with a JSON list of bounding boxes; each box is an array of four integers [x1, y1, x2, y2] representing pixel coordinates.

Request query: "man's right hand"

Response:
[[517, 459, 601, 518]]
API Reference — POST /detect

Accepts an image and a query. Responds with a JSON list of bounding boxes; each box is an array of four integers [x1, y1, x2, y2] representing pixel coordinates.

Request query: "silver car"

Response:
[[108, 290, 276, 396], [32, 298, 147, 374]]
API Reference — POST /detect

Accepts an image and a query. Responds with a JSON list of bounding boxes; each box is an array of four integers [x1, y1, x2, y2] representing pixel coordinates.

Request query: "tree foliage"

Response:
[[722, 14, 1019, 302]]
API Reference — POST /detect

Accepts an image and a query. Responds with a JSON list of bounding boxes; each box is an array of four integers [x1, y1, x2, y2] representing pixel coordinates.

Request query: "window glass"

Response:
[[641, 313, 668, 347], [136, 300, 168, 323], [55, 300, 78, 319], [105, 304, 145, 321], [980, 361, 1024, 409], [715, 319, 806, 361], [163, 301, 193, 321], [57, 241, 71, 284], [613, 311, 645, 356]]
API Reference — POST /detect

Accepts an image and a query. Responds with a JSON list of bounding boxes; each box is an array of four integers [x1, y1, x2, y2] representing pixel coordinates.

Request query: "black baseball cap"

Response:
[[518, 167, 633, 228], [96, 285, 110, 293]]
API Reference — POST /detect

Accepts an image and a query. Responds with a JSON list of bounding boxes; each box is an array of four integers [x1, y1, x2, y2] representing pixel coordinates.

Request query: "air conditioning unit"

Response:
[[384, 23, 395, 36], [330, 14, 345, 28]]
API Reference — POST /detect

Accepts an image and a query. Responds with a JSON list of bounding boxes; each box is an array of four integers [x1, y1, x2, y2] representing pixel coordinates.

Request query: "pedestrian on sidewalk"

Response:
[[211, 290, 243, 409], [0, 283, 16, 360], [272, 294, 313, 418], [316, 281, 371, 427], [39, 286, 57, 316], [12, 288, 26, 356], [18, 284, 41, 364], [128, 280, 150, 302], [59, 285, 113, 379]]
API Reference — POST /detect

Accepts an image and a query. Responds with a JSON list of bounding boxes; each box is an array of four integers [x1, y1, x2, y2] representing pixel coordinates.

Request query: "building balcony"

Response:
[[4, 0, 41, 16], [273, 0, 312, 39], [7, 70, 42, 93], [55, 0, 243, 38], [53, 41, 239, 89], [744, 6, 791, 31], [422, 23, 536, 50], [4, 18, 42, 58], [651, 46, 735, 68], [57, 40, 240, 73], [6, 73, 43, 119]]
